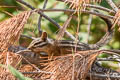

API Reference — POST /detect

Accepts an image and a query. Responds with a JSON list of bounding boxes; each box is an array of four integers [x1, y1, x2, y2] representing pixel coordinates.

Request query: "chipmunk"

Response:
[[27, 32, 91, 57], [27, 17, 113, 57]]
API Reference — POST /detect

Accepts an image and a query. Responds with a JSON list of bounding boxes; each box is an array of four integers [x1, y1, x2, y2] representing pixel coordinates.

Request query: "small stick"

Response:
[[21, 71, 53, 74], [106, 0, 118, 12], [88, 72, 120, 78], [21, 56, 41, 71], [38, 9, 114, 20], [21, 34, 36, 40], [97, 58, 120, 62], [38, 0, 48, 36], [87, 9, 93, 43]]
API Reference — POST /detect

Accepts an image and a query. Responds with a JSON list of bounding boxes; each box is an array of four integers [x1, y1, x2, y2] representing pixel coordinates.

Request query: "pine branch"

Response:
[[16, 0, 76, 40]]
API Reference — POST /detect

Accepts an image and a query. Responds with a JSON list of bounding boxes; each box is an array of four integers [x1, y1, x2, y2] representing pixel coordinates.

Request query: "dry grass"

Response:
[[0, 11, 32, 80], [36, 50, 99, 80], [0, 52, 22, 80], [65, 0, 101, 12], [0, 11, 32, 50]]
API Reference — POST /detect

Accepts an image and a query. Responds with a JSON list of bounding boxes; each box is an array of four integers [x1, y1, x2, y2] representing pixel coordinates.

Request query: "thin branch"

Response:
[[1, 10, 14, 17], [98, 49, 120, 57], [103, 49, 120, 54], [21, 56, 41, 71], [106, 0, 118, 12], [21, 34, 35, 40], [0, 6, 17, 8], [38, 0, 48, 36], [88, 73, 120, 79], [39, 9, 114, 19], [85, 4, 115, 14], [97, 58, 120, 62], [57, 14, 73, 40], [16, 0, 76, 40], [87, 9, 93, 43], [57, 0, 67, 2], [77, 49, 120, 61], [21, 71, 53, 74]]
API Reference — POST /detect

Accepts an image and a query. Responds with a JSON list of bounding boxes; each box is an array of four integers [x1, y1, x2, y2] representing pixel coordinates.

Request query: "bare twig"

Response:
[[21, 71, 53, 74], [77, 49, 120, 61], [1, 10, 14, 17], [88, 73, 120, 79], [38, 9, 114, 19], [106, 0, 118, 12], [16, 0, 76, 40], [87, 9, 93, 43], [95, 49, 120, 57], [0, 6, 17, 8], [38, 0, 48, 36], [57, 14, 73, 40], [21, 56, 41, 71], [21, 34, 35, 40], [85, 4, 115, 14], [97, 58, 120, 62], [56, 0, 65, 2]]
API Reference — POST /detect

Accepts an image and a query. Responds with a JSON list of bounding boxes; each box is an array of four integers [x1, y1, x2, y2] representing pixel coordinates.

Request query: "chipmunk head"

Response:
[[27, 32, 53, 53]]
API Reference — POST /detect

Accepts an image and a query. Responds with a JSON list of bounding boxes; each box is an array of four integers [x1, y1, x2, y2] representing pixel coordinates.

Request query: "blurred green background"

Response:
[[0, 0, 120, 70]]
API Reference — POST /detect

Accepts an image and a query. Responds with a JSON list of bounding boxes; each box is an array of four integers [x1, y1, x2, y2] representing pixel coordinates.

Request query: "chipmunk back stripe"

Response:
[[58, 43, 90, 50], [34, 41, 44, 46], [34, 42, 48, 47], [58, 40, 89, 47]]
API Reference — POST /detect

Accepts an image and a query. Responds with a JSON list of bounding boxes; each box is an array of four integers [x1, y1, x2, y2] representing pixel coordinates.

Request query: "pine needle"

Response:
[[65, 0, 101, 13]]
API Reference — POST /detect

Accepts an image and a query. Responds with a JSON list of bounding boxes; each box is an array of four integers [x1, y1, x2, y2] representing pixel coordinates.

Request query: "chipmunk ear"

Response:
[[41, 32, 48, 41]]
